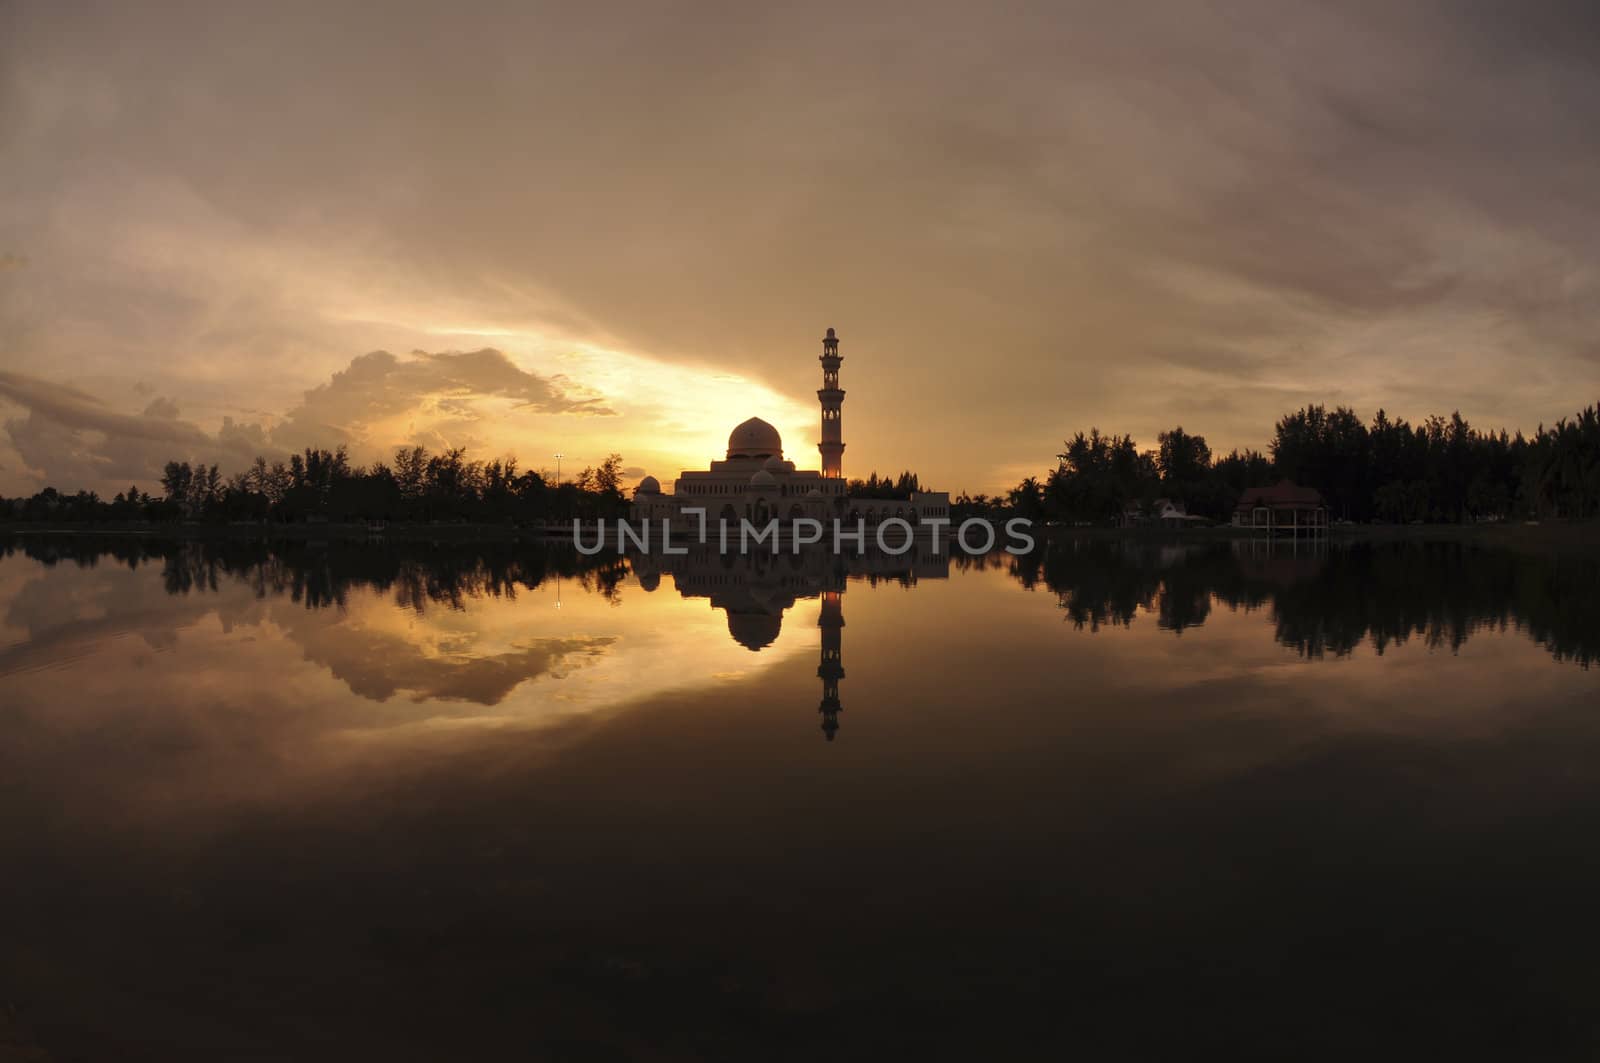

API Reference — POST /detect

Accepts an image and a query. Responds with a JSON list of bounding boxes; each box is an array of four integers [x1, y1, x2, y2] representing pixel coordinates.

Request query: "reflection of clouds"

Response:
[[0, 542, 805, 717], [12, 541, 958, 772], [0, 546, 804, 830], [0, 553, 272, 677], [1, 539, 1596, 861], [293, 625, 617, 705]]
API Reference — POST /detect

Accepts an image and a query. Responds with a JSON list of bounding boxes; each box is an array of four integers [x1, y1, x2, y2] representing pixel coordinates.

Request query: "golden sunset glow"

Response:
[[7, 3, 1598, 500], [7, 5, 1600, 1058]]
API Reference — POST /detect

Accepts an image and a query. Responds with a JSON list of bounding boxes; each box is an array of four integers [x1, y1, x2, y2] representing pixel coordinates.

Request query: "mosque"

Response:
[[631, 327, 950, 532]]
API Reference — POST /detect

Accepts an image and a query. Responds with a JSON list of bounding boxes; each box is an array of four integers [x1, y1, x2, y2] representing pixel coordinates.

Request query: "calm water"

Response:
[[2, 532, 1599, 1059]]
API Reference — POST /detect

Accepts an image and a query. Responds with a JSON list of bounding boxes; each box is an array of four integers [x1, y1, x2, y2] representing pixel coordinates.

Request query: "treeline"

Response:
[[999, 402, 1600, 524], [1, 446, 633, 525], [845, 470, 923, 500], [8, 401, 1599, 528]]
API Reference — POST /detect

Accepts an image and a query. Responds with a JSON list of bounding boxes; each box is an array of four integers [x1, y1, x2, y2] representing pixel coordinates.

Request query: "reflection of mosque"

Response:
[[632, 545, 951, 740], [817, 589, 844, 741]]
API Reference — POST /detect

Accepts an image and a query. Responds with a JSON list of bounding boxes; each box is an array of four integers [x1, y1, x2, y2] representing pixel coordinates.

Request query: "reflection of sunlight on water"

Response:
[[4, 537, 1596, 830], [270, 571, 812, 738], [0, 549, 829, 828], [4, 542, 1600, 1060], [0, 549, 813, 748]]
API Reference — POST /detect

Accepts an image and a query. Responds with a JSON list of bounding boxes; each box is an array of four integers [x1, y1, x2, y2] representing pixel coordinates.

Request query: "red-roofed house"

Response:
[[1232, 480, 1328, 534]]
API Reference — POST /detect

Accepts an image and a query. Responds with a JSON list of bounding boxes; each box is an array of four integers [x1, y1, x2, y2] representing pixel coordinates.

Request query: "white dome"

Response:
[[636, 475, 661, 494], [750, 468, 777, 487], [727, 417, 783, 459]]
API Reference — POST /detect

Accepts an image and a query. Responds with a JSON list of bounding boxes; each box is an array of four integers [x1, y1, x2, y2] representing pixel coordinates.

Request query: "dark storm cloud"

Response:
[[0, 373, 209, 448], [2, 0, 1599, 489], [0, 373, 265, 486]]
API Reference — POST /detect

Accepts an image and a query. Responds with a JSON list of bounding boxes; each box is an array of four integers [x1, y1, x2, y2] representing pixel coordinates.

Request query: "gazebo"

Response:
[[1232, 480, 1328, 534]]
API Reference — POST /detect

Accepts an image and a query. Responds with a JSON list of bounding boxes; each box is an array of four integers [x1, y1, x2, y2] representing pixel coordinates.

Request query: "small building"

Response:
[[1232, 480, 1328, 534], [1120, 498, 1206, 528], [1152, 498, 1207, 528]]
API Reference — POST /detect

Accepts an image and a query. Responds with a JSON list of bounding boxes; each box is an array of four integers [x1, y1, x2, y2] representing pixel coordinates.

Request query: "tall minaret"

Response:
[[818, 326, 845, 479], [817, 588, 845, 741]]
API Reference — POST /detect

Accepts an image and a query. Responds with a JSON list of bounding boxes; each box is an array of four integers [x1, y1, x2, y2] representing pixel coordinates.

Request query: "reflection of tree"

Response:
[[0, 534, 626, 614], [1011, 542, 1219, 634], [1021, 538, 1600, 665], [9, 533, 1596, 667]]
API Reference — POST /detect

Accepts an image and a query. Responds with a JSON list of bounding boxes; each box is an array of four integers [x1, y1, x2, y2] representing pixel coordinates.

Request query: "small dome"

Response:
[[750, 469, 777, 487], [727, 417, 783, 460], [636, 475, 661, 494], [762, 454, 785, 472], [806, 487, 823, 498]]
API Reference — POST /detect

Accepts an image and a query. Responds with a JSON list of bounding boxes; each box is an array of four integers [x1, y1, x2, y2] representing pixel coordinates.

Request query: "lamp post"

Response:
[[554, 453, 563, 484]]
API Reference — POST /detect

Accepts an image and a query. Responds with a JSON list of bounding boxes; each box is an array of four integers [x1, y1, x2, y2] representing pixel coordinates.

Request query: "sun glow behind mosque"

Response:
[[420, 323, 818, 487]]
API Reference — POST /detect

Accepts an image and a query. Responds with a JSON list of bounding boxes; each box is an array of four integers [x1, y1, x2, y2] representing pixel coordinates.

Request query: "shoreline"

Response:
[[3, 519, 1596, 552], [0, 520, 556, 543]]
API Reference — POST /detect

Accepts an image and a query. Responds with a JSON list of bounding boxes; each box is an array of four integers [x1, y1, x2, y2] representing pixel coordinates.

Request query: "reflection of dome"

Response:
[[727, 610, 782, 651], [750, 469, 777, 488], [636, 569, 661, 592], [727, 417, 783, 460], [636, 475, 661, 494]]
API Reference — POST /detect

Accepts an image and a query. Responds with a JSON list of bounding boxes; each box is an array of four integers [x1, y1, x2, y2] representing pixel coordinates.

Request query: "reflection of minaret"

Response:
[[817, 589, 845, 740], [818, 327, 845, 479]]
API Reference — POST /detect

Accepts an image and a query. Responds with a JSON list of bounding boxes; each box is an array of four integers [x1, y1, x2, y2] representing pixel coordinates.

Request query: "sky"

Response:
[[2, 0, 1599, 497]]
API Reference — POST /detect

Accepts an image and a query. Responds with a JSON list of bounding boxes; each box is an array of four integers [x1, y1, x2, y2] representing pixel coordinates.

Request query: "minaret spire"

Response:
[[818, 327, 845, 479]]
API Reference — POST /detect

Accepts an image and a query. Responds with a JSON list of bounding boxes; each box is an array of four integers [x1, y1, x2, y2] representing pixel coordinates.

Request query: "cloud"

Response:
[[5, 1, 1600, 490], [141, 395, 180, 419], [0, 372, 234, 489], [0, 347, 616, 493], [269, 348, 613, 450], [0, 372, 210, 448]]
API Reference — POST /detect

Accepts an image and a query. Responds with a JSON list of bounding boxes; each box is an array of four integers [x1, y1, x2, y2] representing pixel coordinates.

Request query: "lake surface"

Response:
[[2, 532, 1598, 1059]]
